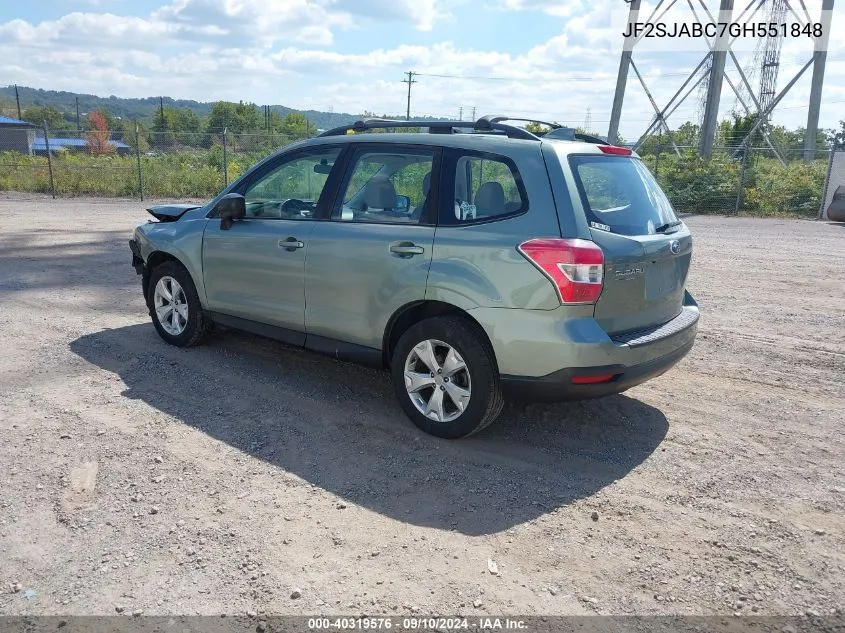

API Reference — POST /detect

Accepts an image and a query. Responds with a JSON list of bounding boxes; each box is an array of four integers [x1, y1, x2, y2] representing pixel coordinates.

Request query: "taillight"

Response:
[[518, 238, 604, 304], [598, 145, 633, 156]]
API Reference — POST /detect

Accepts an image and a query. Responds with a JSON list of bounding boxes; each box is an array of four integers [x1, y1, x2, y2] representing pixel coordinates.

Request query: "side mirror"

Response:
[[394, 194, 411, 213], [216, 193, 246, 230]]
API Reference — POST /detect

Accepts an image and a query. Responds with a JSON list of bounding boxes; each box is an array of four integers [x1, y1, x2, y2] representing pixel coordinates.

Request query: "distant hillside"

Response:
[[0, 85, 379, 130]]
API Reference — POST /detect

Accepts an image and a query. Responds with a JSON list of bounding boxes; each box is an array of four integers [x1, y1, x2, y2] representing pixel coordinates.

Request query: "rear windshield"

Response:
[[569, 155, 678, 236]]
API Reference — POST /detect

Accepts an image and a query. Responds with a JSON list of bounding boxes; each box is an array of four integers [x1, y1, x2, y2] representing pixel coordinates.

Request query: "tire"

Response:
[[391, 316, 504, 439], [147, 260, 212, 347]]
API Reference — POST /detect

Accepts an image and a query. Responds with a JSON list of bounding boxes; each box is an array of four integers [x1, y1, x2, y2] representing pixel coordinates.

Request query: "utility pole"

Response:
[[403, 71, 417, 121], [159, 97, 165, 123], [14, 84, 21, 119], [76, 97, 81, 132]]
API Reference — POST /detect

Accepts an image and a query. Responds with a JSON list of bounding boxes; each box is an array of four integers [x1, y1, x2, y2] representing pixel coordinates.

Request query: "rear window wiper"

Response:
[[655, 220, 683, 233]]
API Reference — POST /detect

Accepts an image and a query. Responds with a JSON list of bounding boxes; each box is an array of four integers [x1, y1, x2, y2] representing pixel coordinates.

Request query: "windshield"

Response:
[[569, 155, 678, 236]]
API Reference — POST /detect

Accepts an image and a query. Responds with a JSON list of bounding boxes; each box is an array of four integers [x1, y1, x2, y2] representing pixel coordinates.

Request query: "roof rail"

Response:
[[318, 117, 539, 141], [475, 115, 562, 130], [317, 116, 611, 145], [318, 118, 475, 138]]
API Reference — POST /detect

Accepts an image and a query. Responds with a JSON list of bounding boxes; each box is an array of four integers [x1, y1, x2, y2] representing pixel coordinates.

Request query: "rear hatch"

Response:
[[567, 153, 691, 335]]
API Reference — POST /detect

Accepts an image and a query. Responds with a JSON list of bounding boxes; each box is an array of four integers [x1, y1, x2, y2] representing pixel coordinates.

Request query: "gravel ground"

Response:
[[0, 196, 843, 618]]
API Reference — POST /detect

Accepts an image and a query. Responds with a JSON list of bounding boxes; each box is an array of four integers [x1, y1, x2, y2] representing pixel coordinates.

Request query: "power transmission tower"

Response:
[[403, 71, 417, 121], [470, 106, 477, 121], [805, 0, 834, 159], [608, 0, 833, 161], [759, 0, 787, 113], [584, 107, 592, 133], [458, 106, 463, 121]]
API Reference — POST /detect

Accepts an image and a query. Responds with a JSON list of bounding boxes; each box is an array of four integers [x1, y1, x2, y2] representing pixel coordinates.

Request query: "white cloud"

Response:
[[331, 0, 446, 31], [1, 0, 843, 140], [152, 0, 352, 46], [497, 0, 585, 18]]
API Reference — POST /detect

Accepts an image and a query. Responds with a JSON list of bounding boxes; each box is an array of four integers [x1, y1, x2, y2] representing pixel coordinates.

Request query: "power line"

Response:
[[416, 70, 709, 83]]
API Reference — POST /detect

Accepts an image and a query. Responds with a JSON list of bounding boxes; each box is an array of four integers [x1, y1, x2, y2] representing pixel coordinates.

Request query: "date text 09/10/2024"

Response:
[[307, 617, 528, 630]]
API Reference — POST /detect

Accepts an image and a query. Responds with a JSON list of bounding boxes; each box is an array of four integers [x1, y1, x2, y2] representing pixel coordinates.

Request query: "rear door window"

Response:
[[569, 155, 678, 236]]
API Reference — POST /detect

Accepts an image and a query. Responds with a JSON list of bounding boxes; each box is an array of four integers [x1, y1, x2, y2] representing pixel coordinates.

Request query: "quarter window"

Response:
[[451, 155, 526, 223]]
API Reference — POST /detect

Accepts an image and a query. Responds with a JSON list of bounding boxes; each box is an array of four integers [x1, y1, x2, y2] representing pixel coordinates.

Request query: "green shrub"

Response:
[[742, 157, 828, 217], [643, 151, 740, 214]]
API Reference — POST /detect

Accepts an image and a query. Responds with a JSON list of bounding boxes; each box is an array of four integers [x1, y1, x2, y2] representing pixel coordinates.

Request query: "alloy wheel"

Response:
[[153, 275, 189, 336], [403, 339, 472, 423]]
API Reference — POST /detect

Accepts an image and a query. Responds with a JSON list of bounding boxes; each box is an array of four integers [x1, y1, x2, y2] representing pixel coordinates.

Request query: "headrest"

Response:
[[364, 176, 397, 209], [474, 181, 505, 215]]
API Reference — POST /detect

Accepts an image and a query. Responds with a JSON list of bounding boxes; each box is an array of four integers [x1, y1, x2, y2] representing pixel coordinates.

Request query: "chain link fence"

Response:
[[642, 145, 831, 217], [0, 125, 831, 218], [0, 127, 310, 200]]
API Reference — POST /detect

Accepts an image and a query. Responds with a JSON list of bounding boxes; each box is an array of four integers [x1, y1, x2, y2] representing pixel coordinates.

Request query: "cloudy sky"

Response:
[[0, 0, 842, 140]]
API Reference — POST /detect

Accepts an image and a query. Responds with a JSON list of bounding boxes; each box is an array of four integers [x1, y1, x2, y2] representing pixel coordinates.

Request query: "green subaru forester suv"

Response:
[[129, 116, 699, 439]]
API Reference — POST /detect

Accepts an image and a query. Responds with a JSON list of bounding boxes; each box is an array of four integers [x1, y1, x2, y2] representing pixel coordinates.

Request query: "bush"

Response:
[[643, 150, 827, 217], [643, 151, 740, 214], [742, 157, 828, 217]]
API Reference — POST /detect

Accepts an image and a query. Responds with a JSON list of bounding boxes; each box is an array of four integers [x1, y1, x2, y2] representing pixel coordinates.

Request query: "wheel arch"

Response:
[[382, 300, 498, 371], [144, 251, 186, 308]]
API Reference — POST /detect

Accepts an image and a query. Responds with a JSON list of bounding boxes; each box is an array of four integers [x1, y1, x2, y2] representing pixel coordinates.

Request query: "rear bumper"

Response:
[[475, 292, 699, 402], [500, 335, 694, 401]]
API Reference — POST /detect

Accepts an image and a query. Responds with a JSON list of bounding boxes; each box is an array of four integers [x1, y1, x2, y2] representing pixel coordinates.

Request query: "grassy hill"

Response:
[[0, 85, 373, 130]]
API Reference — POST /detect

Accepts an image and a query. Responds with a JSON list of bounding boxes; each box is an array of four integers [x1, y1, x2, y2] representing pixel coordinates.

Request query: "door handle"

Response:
[[279, 237, 305, 251], [389, 242, 424, 257]]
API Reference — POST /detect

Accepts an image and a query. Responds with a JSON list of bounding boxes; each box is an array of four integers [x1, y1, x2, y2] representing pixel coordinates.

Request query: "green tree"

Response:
[[150, 106, 204, 147], [0, 98, 17, 118], [719, 112, 759, 150], [205, 101, 261, 134], [120, 120, 150, 153], [175, 108, 202, 134], [672, 122, 699, 148], [525, 122, 550, 137], [828, 120, 845, 150], [21, 105, 73, 131], [277, 112, 310, 137]]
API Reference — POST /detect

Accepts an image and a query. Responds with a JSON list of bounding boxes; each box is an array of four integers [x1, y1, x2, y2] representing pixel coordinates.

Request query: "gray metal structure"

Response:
[[699, 0, 733, 158], [758, 0, 788, 113], [805, 0, 834, 160], [608, 0, 833, 161]]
